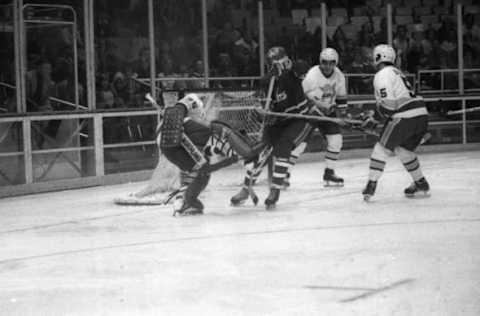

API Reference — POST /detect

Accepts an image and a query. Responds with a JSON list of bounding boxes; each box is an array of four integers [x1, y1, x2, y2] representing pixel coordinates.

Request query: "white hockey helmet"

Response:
[[319, 47, 338, 77], [178, 93, 205, 119], [266, 46, 292, 77], [373, 44, 396, 66], [319, 47, 339, 65]]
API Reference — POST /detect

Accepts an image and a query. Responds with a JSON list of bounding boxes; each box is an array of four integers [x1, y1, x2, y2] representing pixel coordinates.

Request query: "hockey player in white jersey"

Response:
[[362, 44, 430, 201], [301, 47, 347, 186]]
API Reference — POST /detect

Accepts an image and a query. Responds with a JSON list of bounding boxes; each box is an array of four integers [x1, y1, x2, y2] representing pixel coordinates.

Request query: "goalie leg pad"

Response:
[[185, 171, 210, 205], [159, 105, 186, 149]]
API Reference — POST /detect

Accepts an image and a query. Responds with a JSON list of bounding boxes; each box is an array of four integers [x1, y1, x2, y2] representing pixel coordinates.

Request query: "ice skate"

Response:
[[230, 187, 250, 206], [404, 178, 430, 198], [323, 168, 344, 187], [173, 198, 204, 216], [264, 188, 280, 210], [362, 180, 377, 202]]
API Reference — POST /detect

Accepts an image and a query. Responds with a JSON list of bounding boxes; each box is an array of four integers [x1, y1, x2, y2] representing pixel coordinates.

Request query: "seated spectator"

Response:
[[188, 59, 207, 89], [97, 73, 115, 109], [463, 13, 480, 59], [111, 72, 130, 107], [439, 28, 457, 68], [231, 29, 255, 76], [215, 21, 237, 55], [393, 25, 410, 69], [157, 57, 176, 90], [212, 53, 237, 88], [331, 25, 348, 59], [406, 31, 426, 74], [374, 18, 388, 45], [132, 46, 150, 78], [26, 58, 55, 112]]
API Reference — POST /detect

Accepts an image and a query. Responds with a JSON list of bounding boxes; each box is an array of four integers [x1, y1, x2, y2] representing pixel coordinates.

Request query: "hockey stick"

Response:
[[256, 108, 363, 126], [446, 106, 480, 115]]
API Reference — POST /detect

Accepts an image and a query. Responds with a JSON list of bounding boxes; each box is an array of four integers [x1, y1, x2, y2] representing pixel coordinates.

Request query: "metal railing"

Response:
[[418, 68, 480, 94]]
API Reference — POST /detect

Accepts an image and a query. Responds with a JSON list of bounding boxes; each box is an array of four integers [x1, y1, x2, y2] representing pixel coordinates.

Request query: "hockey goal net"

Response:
[[114, 89, 266, 204]]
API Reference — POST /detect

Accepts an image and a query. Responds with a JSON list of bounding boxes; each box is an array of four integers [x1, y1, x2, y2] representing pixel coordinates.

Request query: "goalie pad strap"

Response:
[[180, 133, 208, 170], [159, 105, 186, 148]]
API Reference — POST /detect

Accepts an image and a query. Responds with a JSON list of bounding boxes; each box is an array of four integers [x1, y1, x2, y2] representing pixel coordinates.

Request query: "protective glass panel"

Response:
[[0, 121, 24, 186], [207, 0, 261, 88], [416, 4, 458, 94], [462, 5, 480, 94], [23, 1, 86, 112], [30, 117, 95, 182], [94, 0, 150, 108], [31, 118, 93, 150], [0, 1, 15, 114], [103, 114, 157, 174], [153, 0, 204, 92], [32, 149, 95, 182], [341, 0, 386, 95]]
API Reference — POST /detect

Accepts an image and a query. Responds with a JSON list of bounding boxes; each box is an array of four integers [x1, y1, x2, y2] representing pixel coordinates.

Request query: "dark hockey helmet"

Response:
[[266, 46, 292, 77], [292, 59, 310, 79]]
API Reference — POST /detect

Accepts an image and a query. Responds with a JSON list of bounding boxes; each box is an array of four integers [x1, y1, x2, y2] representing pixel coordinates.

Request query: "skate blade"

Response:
[[231, 199, 247, 206], [265, 204, 276, 211], [173, 210, 204, 217], [324, 181, 344, 187], [405, 191, 431, 199], [363, 194, 373, 202]]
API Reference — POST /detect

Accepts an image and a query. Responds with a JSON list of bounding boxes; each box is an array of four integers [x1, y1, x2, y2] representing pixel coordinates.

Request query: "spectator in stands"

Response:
[[422, 27, 441, 69], [374, 18, 388, 45], [393, 25, 410, 69], [158, 56, 176, 90], [188, 59, 207, 89], [212, 53, 237, 88], [331, 25, 348, 59], [133, 47, 150, 78], [358, 21, 376, 50], [406, 31, 426, 74], [215, 21, 237, 56], [97, 73, 115, 109], [111, 72, 130, 107], [26, 59, 55, 112], [463, 13, 480, 59], [439, 28, 457, 68], [171, 36, 191, 71], [231, 29, 254, 76]]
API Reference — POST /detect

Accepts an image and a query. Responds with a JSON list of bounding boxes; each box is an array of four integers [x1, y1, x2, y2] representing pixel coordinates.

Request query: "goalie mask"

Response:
[[178, 93, 205, 120], [319, 47, 338, 77], [267, 46, 292, 77]]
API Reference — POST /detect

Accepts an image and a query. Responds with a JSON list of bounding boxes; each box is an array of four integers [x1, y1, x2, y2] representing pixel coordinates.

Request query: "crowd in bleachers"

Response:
[[1, 0, 480, 113]]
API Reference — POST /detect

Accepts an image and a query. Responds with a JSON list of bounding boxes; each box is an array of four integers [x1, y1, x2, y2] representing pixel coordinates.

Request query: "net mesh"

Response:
[[203, 90, 265, 146]]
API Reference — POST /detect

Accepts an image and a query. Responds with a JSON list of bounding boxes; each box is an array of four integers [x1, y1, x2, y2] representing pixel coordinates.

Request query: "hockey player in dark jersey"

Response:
[[158, 93, 258, 216], [262, 47, 312, 209], [230, 47, 312, 210]]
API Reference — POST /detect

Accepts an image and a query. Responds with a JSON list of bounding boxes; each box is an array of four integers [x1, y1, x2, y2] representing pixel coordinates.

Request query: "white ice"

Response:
[[0, 150, 479, 316]]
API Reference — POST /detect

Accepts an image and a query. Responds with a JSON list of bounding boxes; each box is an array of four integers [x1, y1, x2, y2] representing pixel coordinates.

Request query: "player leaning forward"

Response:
[[158, 93, 259, 216], [362, 44, 430, 201], [302, 47, 346, 186]]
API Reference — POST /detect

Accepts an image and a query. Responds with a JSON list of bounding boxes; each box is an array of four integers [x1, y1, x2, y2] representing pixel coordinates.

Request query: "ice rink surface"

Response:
[[0, 150, 479, 316]]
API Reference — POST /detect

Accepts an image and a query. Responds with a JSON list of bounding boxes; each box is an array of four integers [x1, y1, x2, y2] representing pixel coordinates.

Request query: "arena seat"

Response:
[[420, 15, 439, 25], [351, 16, 369, 27], [330, 7, 348, 17], [395, 7, 412, 16], [413, 6, 432, 15], [395, 15, 414, 25]]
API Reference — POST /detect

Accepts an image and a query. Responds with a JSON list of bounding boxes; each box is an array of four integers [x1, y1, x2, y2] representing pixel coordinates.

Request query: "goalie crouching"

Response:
[[158, 93, 259, 216]]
